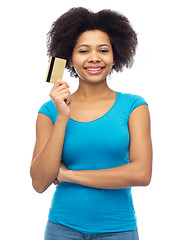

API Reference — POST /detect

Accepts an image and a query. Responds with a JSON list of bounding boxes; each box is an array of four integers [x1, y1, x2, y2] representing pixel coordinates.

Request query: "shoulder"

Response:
[[117, 91, 148, 112], [115, 92, 148, 122], [38, 100, 58, 124], [117, 91, 147, 104]]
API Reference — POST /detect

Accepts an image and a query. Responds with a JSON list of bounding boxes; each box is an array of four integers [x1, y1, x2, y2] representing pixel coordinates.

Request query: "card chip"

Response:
[[45, 56, 67, 83]]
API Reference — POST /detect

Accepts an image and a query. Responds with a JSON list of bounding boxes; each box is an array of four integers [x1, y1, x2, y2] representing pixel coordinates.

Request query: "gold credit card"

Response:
[[45, 56, 67, 83]]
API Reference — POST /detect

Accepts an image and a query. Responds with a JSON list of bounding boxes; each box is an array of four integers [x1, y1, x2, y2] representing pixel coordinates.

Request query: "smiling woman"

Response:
[[30, 7, 152, 240], [46, 7, 138, 77], [69, 30, 115, 82]]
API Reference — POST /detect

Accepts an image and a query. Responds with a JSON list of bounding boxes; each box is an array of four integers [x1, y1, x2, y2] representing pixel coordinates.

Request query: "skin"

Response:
[[30, 30, 152, 193]]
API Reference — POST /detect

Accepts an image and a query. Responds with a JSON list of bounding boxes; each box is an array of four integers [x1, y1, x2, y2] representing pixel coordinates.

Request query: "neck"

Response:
[[74, 78, 114, 102]]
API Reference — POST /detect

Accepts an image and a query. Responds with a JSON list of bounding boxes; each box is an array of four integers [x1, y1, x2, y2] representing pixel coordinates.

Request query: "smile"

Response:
[[86, 67, 102, 70], [84, 66, 105, 74]]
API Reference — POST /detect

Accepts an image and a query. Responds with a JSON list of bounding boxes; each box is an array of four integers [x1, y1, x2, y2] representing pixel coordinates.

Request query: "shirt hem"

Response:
[[48, 216, 137, 234]]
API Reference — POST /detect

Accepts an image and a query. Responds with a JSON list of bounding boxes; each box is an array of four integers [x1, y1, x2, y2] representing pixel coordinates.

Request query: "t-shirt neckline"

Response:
[[69, 91, 119, 125]]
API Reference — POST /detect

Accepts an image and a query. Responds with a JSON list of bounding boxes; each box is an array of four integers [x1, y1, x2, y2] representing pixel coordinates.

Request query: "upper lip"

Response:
[[84, 66, 105, 69]]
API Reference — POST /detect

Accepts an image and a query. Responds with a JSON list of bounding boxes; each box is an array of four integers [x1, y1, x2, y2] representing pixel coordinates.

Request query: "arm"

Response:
[[30, 114, 69, 193], [30, 80, 71, 193], [57, 105, 152, 189]]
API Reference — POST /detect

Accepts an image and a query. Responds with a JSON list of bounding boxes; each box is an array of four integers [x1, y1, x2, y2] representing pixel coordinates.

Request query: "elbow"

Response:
[[139, 171, 152, 186], [30, 165, 46, 194], [30, 170, 46, 194], [32, 180, 46, 194]]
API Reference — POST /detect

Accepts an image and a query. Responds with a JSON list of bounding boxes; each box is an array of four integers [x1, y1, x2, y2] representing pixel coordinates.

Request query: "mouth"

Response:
[[84, 66, 105, 74]]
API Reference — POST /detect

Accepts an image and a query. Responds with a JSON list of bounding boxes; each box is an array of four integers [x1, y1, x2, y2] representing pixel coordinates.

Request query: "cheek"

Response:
[[106, 60, 114, 70], [105, 55, 114, 65], [72, 57, 86, 70]]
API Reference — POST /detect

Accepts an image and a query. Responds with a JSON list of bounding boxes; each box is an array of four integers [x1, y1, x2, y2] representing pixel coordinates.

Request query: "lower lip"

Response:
[[84, 68, 105, 75]]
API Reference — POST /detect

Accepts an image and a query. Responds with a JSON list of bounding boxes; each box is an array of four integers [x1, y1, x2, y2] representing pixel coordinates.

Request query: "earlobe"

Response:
[[69, 59, 73, 67]]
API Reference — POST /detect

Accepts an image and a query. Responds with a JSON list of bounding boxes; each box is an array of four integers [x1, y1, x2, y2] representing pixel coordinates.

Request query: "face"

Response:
[[69, 30, 115, 83]]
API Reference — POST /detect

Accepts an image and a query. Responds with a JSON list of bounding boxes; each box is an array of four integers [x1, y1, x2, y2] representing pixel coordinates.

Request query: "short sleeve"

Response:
[[38, 100, 57, 124], [129, 94, 148, 115]]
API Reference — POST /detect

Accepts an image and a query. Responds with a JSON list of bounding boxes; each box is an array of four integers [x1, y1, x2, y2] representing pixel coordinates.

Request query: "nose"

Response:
[[88, 51, 101, 63]]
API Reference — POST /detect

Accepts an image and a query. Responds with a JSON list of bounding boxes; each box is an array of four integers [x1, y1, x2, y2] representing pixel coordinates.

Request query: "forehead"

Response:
[[75, 30, 111, 47]]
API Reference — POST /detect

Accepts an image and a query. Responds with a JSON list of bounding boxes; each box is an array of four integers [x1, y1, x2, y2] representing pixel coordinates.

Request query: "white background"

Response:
[[1, 0, 181, 239]]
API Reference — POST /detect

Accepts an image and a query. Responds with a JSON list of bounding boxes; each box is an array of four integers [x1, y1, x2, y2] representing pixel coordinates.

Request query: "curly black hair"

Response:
[[47, 7, 138, 77]]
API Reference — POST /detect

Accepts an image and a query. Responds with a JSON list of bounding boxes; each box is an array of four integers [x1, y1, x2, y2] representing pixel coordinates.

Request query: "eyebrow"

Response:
[[76, 44, 111, 49]]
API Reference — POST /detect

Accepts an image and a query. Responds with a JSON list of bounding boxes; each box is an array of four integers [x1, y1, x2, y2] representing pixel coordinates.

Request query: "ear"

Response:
[[112, 58, 116, 66], [69, 58, 73, 67]]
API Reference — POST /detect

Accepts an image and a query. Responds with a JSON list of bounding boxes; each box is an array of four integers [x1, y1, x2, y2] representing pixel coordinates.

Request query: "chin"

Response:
[[79, 76, 107, 84], [77, 72, 110, 83]]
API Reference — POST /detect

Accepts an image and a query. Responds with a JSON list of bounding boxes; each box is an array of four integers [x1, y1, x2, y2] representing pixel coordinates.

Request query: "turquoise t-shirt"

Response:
[[38, 91, 148, 234]]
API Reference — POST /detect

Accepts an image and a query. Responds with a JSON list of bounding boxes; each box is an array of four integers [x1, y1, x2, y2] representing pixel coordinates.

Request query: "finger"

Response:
[[64, 89, 71, 105], [54, 79, 70, 88], [50, 88, 69, 99], [53, 179, 60, 185], [50, 85, 69, 99], [51, 85, 70, 96], [53, 180, 58, 185], [50, 92, 69, 104], [67, 90, 72, 104], [51, 81, 64, 91], [55, 84, 70, 92]]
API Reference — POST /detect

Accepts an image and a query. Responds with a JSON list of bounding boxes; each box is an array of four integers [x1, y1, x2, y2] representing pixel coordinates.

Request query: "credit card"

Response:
[[45, 56, 67, 83]]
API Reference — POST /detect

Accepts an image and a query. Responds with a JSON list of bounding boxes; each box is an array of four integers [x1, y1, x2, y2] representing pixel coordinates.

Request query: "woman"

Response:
[[30, 7, 152, 240]]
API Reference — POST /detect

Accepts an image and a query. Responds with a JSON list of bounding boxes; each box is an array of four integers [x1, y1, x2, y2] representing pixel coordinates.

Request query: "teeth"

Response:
[[86, 68, 102, 71]]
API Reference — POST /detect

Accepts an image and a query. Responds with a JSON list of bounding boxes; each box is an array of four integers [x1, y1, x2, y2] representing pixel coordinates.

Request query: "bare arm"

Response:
[[30, 114, 69, 193], [57, 105, 152, 189], [30, 80, 71, 193]]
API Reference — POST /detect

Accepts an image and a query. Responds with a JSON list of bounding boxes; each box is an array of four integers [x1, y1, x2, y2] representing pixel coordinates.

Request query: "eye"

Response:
[[100, 49, 109, 53], [79, 49, 88, 54]]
